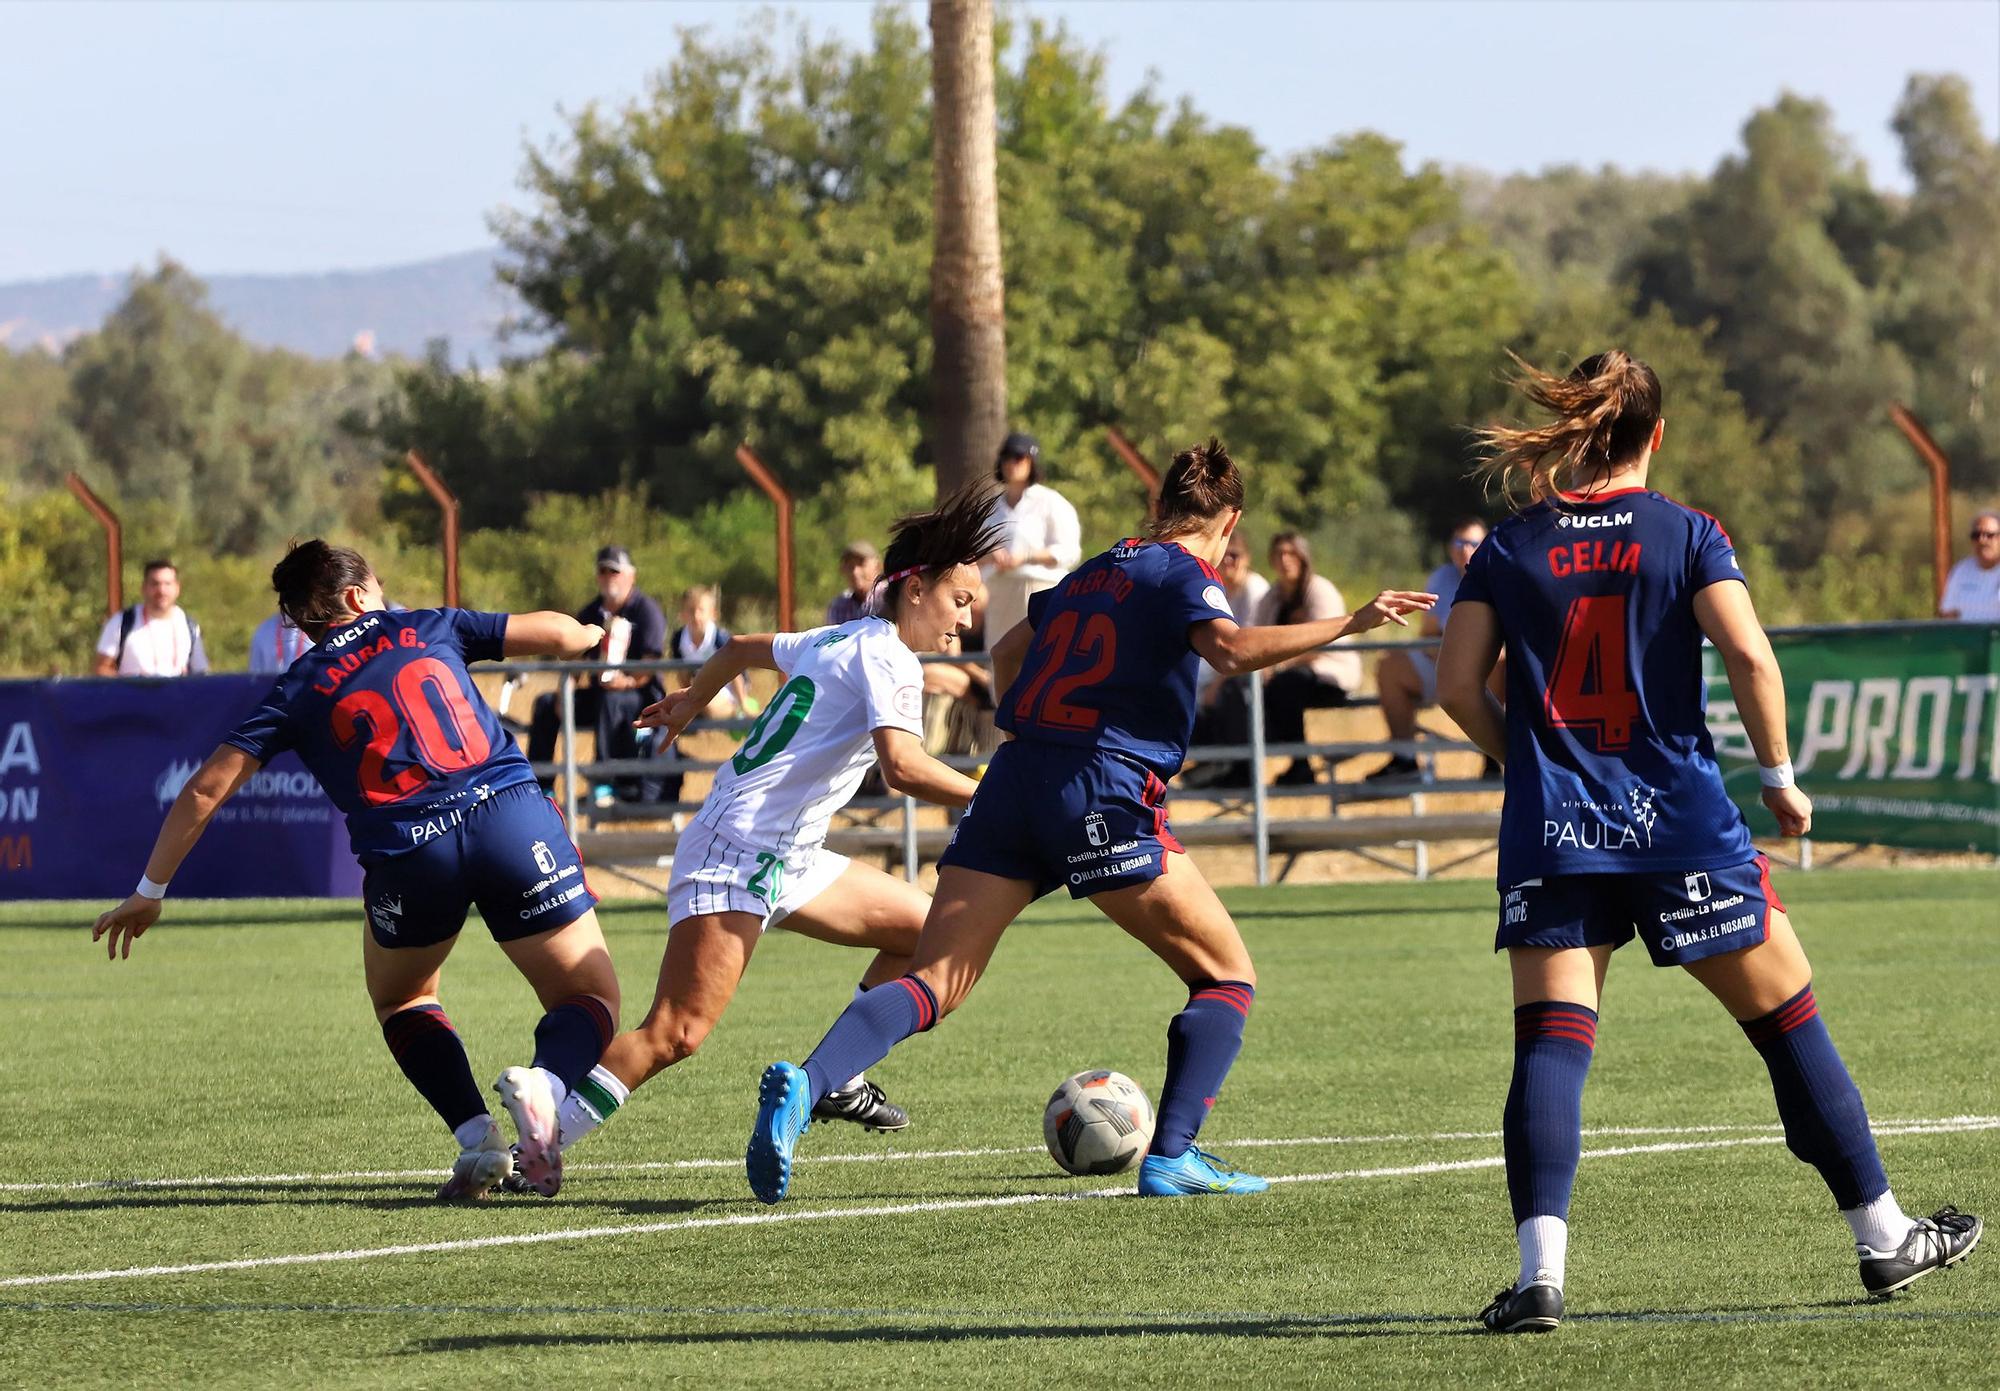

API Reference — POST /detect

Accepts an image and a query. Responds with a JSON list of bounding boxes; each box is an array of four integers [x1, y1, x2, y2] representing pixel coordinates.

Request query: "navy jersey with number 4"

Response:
[[225, 608, 537, 859], [995, 538, 1235, 778], [1454, 488, 1753, 882]]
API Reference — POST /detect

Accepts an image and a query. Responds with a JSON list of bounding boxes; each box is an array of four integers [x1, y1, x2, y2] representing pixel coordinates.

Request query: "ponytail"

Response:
[[272, 539, 375, 641], [1475, 350, 1662, 508], [878, 483, 1009, 617], [1149, 436, 1245, 540]]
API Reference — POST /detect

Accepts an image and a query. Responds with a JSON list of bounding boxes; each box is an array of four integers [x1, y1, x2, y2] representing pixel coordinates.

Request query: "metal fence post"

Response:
[[1800, 837, 1814, 872], [1247, 667, 1270, 886], [560, 671, 580, 827], [902, 793, 921, 883]]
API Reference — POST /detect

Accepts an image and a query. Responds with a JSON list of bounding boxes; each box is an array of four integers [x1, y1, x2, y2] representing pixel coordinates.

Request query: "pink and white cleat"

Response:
[[435, 1117, 514, 1202], [494, 1066, 564, 1197]]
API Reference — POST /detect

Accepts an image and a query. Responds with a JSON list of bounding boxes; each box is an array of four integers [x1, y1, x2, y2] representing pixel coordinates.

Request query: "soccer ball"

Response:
[[1043, 1069, 1155, 1176]]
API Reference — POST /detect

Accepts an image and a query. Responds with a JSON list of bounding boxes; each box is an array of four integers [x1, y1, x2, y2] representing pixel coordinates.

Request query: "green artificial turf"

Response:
[[2, 869, 1994, 1388]]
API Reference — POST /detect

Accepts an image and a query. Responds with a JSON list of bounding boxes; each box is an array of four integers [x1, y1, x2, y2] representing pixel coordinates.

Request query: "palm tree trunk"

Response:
[[928, 0, 1007, 496]]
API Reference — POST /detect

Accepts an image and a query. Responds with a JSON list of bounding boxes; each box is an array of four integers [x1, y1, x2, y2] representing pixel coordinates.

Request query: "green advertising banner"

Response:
[[1703, 623, 2000, 853]]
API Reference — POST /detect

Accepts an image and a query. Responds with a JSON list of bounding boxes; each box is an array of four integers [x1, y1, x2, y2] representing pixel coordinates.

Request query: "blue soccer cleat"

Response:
[[746, 1061, 813, 1205], [1136, 1145, 1271, 1196]]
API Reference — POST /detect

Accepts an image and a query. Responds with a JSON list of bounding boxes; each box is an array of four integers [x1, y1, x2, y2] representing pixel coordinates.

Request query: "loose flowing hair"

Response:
[[1267, 530, 1318, 622], [272, 539, 375, 640], [1475, 350, 1662, 508], [1149, 437, 1245, 541], [878, 483, 1009, 616]]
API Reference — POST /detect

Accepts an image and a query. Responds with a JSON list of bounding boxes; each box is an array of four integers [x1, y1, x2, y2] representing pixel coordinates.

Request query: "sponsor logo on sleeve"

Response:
[[1202, 585, 1231, 613], [894, 685, 923, 721]]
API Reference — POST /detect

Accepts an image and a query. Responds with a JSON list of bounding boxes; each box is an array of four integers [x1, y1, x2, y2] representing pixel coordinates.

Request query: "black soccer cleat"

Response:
[[1479, 1282, 1563, 1333], [1859, 1206, 1982, 1297], [811, 1080, 910, 1132], [497, 1146, 546, 1196]]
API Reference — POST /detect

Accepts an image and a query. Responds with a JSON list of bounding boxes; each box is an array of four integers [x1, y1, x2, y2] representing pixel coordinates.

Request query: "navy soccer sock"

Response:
[[1740, 984, 1888, 1209], [531, 994, 617, 1093], [1503, 1001, 1597, 1224], [802, 975, 938, 1107], [1149, 980, 1254, 1159], [381, 1003, 489, 1135]]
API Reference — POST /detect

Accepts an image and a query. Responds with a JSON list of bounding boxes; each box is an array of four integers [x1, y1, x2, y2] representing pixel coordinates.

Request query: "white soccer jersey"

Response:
[[692, 618, 925, 861]]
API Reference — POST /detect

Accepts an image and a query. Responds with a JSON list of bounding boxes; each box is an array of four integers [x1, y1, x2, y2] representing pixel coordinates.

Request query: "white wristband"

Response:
[[1758, 761, 1795, 790], [136, 874, 169, 900]]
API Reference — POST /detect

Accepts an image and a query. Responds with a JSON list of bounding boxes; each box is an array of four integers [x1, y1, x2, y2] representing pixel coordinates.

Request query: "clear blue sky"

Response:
[[1, 0, 1993, 282]]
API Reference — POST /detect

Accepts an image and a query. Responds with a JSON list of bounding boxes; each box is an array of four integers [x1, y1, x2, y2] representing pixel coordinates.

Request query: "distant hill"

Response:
[[0, 249, 533, 364]]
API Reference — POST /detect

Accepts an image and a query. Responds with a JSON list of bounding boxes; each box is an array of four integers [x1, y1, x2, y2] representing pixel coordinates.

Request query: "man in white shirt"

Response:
[[981, 432, 1082, 642], [94, 559, 209, 677], [1939, 510, 2000, 621]]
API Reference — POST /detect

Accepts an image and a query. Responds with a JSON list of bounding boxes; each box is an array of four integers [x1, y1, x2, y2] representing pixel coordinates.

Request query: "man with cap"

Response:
[[981, 430, 1081, 643], [826, 539, 881, 625], [528, 545, 671, 802]]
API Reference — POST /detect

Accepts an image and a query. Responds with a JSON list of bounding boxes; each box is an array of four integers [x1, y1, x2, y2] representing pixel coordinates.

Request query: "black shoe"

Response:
[[497, 1146, 544, 1196], [1860, 1206, 1982, 1296], [1364, 755, 1421, 783], [1479, 755, 1503, 782], [812, 1080, 910, 1132], [1274, 760, 1317, 787], [1479, 1282, 1563, 1332]]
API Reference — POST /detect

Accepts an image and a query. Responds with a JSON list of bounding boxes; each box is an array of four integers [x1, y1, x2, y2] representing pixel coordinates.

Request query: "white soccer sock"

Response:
[[534, 1066, 569, 1109], [556, 1064, 630, 1153], [1517, 1215, 1568, 1292], [1844, 1190, 1916, 1253], [453, 1115, 497, 1150]]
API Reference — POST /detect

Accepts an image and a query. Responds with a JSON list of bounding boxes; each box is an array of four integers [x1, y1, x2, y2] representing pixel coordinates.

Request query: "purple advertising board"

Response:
[[0, 675, 363, 900]]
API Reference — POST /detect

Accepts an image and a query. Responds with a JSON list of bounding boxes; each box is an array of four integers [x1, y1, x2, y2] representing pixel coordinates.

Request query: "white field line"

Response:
[[4, 1116, 1992, 1197], [2, 1117, 1993, 1291]]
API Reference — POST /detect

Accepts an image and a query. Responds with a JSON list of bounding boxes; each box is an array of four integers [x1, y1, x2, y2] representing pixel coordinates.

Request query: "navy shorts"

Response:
[[939, 740, 1183, 900], [1496, 854, 1785, 967], [359, 782, 597, 949]]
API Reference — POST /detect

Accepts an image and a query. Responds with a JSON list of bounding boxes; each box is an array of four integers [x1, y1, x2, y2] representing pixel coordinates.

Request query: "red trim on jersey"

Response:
[[1556, 486, 1650, 503], [1649, 491, 1736, 545], [1162, 540, 1221, 582]]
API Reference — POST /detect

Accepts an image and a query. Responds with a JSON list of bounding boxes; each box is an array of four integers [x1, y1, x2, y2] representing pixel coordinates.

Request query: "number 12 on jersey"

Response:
[[1544, 594, 1640, 751]]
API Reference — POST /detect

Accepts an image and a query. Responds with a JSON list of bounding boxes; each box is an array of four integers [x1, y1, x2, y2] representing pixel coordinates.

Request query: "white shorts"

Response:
[[1407, 649, 1440, 706], [667, 822, 850, 931]]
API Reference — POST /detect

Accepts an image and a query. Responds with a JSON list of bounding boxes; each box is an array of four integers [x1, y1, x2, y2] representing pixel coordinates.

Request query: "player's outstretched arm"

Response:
[[636, 634, 779, 741], [872, 727, 982, 808], [1435, 600, 1507, 764], [91, 744, 262, 960], [1694, 580, 1812, 837], [503, 612, 606, 659], [1190, 590, 1437, 678]]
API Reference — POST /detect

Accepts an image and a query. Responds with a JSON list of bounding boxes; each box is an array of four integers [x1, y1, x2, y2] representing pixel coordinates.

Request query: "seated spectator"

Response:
[[1182, 534, 1270, 787], [94, 559, 209, 677], [527, 545, 668, 803], [671, 585, 753, 719], [981, 431, 1081, 642], [1368, 518, 1501, 782], [826, 541, 881, 625], [1201, 533, 1360, 787], [1940, 509, 2000, 621], [248, 608, 315, 675]]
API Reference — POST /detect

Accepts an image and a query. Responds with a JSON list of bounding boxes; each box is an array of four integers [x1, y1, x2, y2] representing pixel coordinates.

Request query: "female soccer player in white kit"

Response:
[[545, 489, 1004, 1160]]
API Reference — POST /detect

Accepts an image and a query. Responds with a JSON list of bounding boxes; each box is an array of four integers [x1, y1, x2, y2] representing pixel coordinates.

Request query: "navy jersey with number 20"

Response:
[[996, 538, 1235, 778], [225, 608, 537, 859], [1454, 487, 1753, 883]]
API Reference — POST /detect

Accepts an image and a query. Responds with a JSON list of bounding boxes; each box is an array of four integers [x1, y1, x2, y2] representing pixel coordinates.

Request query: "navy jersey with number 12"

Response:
[[225, 608, 537, 859], [995, 538, 1236, 778], [1454, 487, 1753, 883]]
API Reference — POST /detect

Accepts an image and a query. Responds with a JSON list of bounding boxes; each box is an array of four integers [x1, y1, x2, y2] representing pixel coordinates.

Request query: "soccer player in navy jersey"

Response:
[[743, 440, 1436, 1204], [1436, 352, 1981, 1331], [92, 541, 622, 1203]]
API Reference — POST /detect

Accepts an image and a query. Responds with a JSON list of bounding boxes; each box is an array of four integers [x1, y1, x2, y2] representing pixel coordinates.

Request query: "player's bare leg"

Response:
[[364, 929, 509, 1200], [492, 908, 620, 1195], [1683, 910, 1980, 1296], [1092, 857, 1266, 1195], [747, 867, 1037, 1204]]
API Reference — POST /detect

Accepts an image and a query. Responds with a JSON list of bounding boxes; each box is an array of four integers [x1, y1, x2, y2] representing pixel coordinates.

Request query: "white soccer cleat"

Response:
[[435, 1117, 514, 1203], [495, 1066, 564, 1197]]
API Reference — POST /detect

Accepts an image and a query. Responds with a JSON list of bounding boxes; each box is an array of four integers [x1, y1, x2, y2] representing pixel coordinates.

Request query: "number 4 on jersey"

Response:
[[1545, 594, 1640, 751]]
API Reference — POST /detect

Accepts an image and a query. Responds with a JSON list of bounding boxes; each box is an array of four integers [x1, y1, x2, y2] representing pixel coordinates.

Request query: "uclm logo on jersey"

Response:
[[1557, 512, 1634, 529], [531, 840, 558, 874]]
